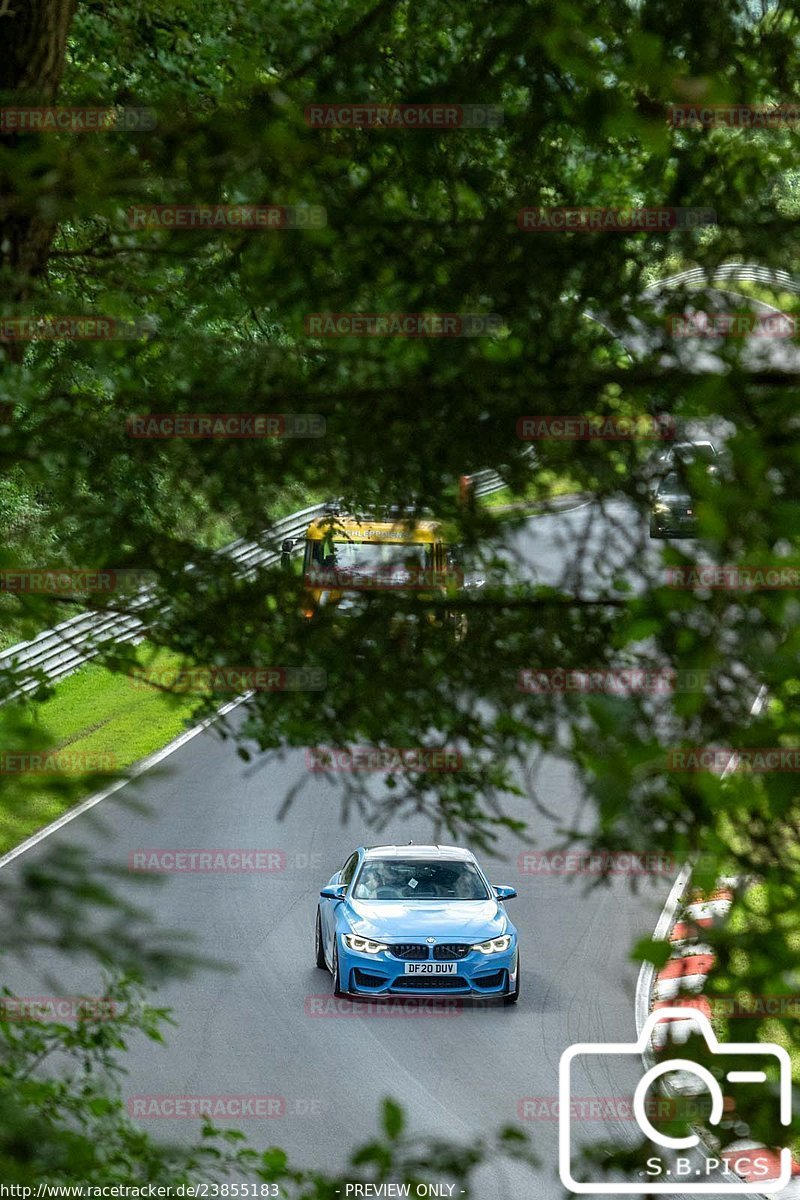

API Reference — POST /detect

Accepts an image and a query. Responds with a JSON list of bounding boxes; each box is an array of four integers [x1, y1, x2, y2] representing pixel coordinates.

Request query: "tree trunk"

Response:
[[0, 0, 78, 312]]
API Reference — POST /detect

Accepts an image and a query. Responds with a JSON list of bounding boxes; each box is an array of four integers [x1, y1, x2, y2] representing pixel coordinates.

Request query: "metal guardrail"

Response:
[[0, 475, 510, 700], [0, 504, 328, 701], [642, 262, 800, 295], [587, 264, 800, 367], [465, 468, 508, 497]]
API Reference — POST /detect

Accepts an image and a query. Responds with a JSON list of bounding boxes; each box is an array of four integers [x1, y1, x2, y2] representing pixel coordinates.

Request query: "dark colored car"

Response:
[[649, 471, 697, 538]]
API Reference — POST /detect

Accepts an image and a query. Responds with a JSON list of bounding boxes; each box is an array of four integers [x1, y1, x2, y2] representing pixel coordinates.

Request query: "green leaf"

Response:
[[381, 1097, 404, 1140]]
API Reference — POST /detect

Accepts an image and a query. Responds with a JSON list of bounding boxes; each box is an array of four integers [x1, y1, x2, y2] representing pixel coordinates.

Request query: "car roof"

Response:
[[363, 845, 476, 861], [306, 517, 442, 542]]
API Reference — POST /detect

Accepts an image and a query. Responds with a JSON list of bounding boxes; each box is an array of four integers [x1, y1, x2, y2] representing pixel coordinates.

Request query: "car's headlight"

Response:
[[471, 934, 513, 954], [653, 502, 670, 514], [343, 934, 388, 954]]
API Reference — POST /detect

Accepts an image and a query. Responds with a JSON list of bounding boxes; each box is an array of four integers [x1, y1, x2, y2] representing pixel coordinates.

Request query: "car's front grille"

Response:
[[391, 976, 468, 991], [433, 943, 471, 960], [389, 943, 474, 960], [389, 943, 429, 960]]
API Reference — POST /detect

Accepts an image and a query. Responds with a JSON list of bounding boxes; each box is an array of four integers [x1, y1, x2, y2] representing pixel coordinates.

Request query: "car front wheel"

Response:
[[314, 908, 327, 970], [332, 938, 346, 997]]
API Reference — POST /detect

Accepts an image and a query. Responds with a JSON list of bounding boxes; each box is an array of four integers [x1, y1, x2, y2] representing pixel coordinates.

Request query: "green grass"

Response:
[[0, 644, 206, 854], [713, 279, 799, 317], [480, 470, 584, 511]]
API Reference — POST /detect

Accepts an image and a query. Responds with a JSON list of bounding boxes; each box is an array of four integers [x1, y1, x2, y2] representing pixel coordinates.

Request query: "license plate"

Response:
[[403, 962, 457, 975]]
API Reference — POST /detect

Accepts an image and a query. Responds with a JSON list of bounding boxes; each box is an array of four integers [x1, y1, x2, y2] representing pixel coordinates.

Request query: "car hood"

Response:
[[344, 898, 508, 940]]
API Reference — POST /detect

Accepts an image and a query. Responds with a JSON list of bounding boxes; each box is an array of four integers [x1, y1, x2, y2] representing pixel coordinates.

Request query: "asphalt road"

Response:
[[2, 498, 741, 1199]]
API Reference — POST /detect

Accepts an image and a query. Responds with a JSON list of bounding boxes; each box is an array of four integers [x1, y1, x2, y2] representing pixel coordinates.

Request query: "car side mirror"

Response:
[[320, 884, 347, 900], [493, 885, 517, 901], [280, 539, 295, 571]]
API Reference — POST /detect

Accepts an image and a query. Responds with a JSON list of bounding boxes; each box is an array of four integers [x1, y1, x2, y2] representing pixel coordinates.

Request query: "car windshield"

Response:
[[658, 471, 689, 496], [306, 538, 432, 580], [657, 442, 716, 465], [352, 858, 490, 900]]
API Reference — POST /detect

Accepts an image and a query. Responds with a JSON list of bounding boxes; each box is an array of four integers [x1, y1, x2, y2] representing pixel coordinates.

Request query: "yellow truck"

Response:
[[282, 505, 464, 628]]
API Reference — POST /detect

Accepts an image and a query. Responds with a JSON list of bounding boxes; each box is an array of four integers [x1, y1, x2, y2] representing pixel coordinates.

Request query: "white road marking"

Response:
[[0, 694, 251, 871]]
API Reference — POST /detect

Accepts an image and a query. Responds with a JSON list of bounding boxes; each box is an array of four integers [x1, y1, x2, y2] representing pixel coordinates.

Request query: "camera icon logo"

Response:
[[558, 1006, 791, 1193]]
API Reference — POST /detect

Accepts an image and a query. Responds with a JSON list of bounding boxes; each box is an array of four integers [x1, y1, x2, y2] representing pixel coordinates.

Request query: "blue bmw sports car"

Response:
[[315, 844, 520, 1003]]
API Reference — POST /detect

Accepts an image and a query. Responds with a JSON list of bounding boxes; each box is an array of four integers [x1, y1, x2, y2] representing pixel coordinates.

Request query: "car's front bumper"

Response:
[[338, 938, 518, 998]]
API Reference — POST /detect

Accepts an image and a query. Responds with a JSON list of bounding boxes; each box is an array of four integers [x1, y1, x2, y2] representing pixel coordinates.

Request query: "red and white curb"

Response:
[[637, 872, 799, 1196], [650, 882, 734, 1053], [634, 686, 799, 1194]]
